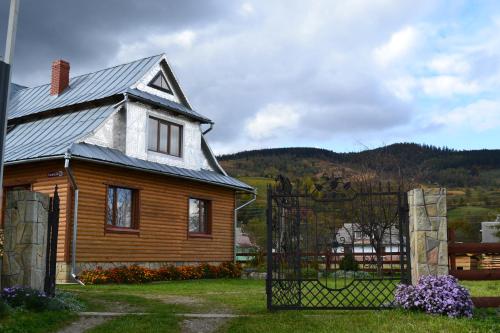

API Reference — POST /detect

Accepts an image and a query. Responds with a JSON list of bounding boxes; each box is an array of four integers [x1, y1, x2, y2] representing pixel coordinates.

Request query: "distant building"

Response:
[[235, 227, 259, 262], [335, 223, 401, 255], [481, 215, 500, 243]]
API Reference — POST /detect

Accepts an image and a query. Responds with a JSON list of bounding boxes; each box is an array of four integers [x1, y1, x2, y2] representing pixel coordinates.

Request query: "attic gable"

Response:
[[132, 55, 192, 110], [148, 71, 172, 94]]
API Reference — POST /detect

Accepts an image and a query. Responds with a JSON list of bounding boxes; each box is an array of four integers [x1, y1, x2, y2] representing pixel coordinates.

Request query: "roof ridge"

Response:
[[15, 53, 164, 91]]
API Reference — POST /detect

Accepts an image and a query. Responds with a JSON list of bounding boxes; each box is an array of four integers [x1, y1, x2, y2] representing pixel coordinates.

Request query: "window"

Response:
[[106, 186, 139, 230], [148, 72, 172, 94], [188, 198, 211, 235], [148, 116, 183, 157], [354, 231, 363, 239]]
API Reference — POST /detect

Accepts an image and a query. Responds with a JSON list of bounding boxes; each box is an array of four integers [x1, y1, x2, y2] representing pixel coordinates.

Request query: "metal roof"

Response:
[[4, 102, 252, 192], [69, 143, 254, 192], [7, 55, 162, 120], [5, 104, 116, 163], [4, 54, 250, 192], [126, 88, 212, 123], [9, 83, 27, 98]]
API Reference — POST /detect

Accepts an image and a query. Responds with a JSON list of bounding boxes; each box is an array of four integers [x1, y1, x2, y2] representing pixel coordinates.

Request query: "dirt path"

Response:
[[149, 294, 236, 333], [57, 315, 110, 333], [58, 294, 238, 333], [56, 299, 139, 333]]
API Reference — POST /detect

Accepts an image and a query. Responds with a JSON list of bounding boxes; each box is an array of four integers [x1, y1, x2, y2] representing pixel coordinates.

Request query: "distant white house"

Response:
[[481, 215, 500, 243], [335, 223, 401, 254]]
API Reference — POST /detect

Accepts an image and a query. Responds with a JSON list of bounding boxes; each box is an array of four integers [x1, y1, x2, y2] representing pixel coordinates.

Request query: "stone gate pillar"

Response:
[[408, 188, 448, 285], [2, 190, 49, 291]]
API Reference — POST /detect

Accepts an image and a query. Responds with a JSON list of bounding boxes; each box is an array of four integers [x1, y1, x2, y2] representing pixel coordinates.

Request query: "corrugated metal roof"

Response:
[[9, 83, 27, 98], [69, 143, 254, 192], [7, 55, 162, 120], [5, 104, 116, 162], [126, 88, 212, 123]]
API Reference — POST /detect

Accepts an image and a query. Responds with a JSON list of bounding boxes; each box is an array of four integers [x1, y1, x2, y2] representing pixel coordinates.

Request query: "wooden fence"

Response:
[[448, 230, 500, 308], [448, 230, 500, 280], [237, 251, 407, 274]]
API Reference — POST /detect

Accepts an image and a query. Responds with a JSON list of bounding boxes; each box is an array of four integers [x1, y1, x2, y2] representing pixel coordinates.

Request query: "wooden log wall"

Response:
[[72, 160, 236, 263]]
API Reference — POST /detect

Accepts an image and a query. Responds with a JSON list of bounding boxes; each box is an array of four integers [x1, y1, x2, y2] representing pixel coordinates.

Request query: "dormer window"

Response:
[[148, 116, 182, 157], [148, 71, 172, 94]]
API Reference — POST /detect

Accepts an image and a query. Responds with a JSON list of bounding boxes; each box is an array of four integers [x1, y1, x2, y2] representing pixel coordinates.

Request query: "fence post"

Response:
[[408, 188, 448, 285], [2, 190, 49, 291], [266, 185, 273, 311], [448, 229, 457, 271]]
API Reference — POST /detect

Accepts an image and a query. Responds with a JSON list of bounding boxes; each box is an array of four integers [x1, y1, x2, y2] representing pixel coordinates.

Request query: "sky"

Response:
[[0, 0, 499, 154]]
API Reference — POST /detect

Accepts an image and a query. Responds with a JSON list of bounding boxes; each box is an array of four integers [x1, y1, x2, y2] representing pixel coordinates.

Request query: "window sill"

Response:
[[105, 226, 140, 235], [147, 150, 183, 159], [188, 233, 212, 239]]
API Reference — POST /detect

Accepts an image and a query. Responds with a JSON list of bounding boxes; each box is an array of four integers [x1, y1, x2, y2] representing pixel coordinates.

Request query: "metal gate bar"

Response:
[[266, 176, 411, 310]]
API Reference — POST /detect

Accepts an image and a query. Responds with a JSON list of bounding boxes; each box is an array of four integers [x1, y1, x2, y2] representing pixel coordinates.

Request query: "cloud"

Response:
[[245, 103, 301, 140], [427, 54, 470, 74], [420, 75, 480, 97], [240, 2, 255, 16], [374, 26, 421, 67], [432, 99, 500, 131], [2, 0, 500, 153], [115, 30, 197, 63]]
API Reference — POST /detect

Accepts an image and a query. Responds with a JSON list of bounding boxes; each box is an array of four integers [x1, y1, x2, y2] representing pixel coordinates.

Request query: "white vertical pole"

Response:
[[4, 0, 20, 65], [0, 0, 20, 282]]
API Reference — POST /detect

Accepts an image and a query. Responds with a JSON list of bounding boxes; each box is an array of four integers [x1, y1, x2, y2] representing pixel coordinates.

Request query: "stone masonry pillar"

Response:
[[2, 190, 49, 291], [408, 188, 448, 285]]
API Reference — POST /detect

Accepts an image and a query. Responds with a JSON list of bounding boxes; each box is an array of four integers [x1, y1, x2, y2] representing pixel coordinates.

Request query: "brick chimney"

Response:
[[50, 59, 70, 95]]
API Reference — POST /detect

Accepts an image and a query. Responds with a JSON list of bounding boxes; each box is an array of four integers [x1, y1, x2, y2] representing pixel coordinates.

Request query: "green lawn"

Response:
[[0, 309, 77, 333], [54, 279, 500, 333]]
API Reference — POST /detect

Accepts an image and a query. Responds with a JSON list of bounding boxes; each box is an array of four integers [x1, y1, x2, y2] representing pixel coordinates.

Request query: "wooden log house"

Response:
[[3, 54, 254, 282]]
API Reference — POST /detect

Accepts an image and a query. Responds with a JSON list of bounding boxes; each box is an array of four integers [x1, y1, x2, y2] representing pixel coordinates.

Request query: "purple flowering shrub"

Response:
[[1, 286, 84, 312], [394, 275, 473, 318], [2, 286, 49, 311]]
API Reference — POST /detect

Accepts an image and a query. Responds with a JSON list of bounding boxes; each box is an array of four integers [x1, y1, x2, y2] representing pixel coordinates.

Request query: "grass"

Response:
[[0, 309, 77, 333], [57, 279, 500, 333], [447, 206, 498, 222], [461, 280, 500, 297]]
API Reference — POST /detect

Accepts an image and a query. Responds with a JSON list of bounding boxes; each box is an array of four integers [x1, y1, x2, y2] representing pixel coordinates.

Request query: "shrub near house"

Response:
[[79, 262, 242, 284]]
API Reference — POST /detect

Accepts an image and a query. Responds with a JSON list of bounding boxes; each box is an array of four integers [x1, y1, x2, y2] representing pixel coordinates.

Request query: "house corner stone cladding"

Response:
[[1, 190, 49, 291], [408, 188, 448, 285]]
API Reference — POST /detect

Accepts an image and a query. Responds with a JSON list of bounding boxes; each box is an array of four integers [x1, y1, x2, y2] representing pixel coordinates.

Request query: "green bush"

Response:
[[47, 291, 85, 312], [339, 254, 359, 271]]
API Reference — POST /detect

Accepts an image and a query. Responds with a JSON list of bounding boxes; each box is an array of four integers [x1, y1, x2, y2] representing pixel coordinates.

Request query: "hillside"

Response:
[[222, 143, 500, 245], [220, 143, 500, 187]]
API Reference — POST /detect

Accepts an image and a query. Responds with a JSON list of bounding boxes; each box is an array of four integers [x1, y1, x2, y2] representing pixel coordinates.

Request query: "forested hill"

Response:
[[218, 143, 500, 187]]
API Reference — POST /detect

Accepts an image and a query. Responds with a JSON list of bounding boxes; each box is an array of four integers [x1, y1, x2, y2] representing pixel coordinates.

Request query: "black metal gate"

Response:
[[266, 176, 411, 310], [44, 186, 60, 296]]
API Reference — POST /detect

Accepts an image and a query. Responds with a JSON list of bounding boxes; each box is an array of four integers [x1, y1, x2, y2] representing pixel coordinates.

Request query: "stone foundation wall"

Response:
[[2, 191, 49, 291], [408, 188, 448, 285]]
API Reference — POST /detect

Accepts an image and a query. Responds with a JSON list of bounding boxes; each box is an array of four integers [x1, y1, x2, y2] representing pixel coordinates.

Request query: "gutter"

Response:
[[202, 123, 213, 135], [64, 150, 85, 285], [233, 192, 257, 263], [70, 154, 254, 193]]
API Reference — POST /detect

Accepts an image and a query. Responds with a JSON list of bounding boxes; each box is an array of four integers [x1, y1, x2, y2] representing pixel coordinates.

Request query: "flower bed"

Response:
[[79, 262, 242, 284], [394, 275, 474, 318]]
